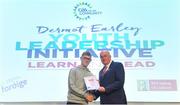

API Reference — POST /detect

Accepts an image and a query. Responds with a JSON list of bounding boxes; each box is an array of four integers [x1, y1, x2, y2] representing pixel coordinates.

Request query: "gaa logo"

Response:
[[73, 2, 102, 20]]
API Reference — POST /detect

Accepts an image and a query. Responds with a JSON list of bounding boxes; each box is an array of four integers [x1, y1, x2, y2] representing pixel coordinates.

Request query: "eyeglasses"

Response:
[[82, 56, 91, 61]]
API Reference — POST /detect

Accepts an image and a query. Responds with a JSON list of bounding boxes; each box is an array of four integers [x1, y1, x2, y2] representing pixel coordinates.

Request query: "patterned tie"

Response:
[[102, 65, 107, 75]]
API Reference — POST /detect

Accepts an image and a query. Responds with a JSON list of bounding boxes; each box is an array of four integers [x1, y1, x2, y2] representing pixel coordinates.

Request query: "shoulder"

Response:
[[69, 67, 79, 73], [112, 61, 123, 66], [111, 61, 124, 70]]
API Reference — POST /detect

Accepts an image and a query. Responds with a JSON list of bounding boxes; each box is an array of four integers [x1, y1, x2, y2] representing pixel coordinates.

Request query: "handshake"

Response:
[[85, 93, 94, 102], [85, 86, 106, 102]]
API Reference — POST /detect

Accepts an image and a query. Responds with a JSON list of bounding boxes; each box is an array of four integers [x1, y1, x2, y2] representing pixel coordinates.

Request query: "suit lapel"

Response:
[[100, 61, 114, 81]]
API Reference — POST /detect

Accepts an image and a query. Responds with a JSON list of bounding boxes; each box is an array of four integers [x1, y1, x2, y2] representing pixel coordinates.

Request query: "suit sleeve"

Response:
[[105, 63, 125, 94]]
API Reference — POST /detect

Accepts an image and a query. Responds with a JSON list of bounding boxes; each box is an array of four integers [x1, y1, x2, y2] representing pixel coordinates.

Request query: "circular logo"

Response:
[[73, 2, 92, 20]]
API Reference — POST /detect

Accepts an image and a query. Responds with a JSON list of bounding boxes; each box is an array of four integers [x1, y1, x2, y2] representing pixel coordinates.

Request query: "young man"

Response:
[[67, 51, 94, 105]]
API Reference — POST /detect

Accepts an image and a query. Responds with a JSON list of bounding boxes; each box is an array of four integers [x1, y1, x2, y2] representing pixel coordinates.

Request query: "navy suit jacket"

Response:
[[95, 61, 127, 104]]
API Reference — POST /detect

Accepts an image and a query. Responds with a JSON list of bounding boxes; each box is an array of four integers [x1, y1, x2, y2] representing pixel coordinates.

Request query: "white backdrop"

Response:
[[0, 0, 180, 102]]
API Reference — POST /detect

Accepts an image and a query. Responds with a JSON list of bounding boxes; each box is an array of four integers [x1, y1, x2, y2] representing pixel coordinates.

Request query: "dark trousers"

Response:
[[66, 101, 83, 105]]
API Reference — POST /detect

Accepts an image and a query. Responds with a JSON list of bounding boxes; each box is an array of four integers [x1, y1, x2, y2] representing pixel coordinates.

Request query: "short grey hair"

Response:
[[81, 51, 91, 57]]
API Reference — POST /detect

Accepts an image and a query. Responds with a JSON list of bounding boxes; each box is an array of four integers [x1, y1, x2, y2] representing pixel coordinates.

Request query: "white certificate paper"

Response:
[[84, 75, 100, 90]]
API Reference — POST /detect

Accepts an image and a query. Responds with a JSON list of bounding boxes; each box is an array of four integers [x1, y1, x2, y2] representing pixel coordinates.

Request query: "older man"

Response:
[[95, 50, 127, 104]]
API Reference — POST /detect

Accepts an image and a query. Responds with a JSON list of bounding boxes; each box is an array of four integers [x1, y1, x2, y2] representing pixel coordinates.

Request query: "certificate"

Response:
[[84, 75, 100, 90]]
